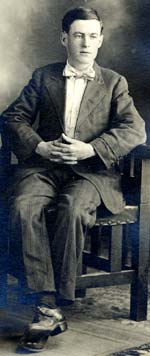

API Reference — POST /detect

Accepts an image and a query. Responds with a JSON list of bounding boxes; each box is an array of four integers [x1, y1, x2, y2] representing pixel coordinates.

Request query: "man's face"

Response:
[[61, 19, 103, 69]]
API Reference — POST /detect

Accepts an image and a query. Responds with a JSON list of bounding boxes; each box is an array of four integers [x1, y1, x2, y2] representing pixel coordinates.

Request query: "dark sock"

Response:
[[56, 296, 74, 307], [39, 292, 57, 309]]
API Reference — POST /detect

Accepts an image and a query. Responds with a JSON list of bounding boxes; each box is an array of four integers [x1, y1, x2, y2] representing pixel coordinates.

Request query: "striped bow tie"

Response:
[[63, 65, 95, 81]]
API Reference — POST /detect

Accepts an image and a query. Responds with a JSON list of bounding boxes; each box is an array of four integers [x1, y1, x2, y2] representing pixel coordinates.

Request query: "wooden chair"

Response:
[[75, 145, 150, 321], [0, 125, 150, 321]]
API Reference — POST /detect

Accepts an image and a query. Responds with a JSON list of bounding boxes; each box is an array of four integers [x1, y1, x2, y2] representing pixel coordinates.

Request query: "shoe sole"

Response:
[[29, 320, 68, 337], [18, 344, 46, 353], [51, 320, 68, 336], [18, 321, 68, 352], [17, 335, 49, 353]]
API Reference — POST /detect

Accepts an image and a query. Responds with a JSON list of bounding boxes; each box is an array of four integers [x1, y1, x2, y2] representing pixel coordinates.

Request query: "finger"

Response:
[[50, 158, 63, 163], [50, 153, 75, 160], [51, 146, 65, 152], [64, 161, 78, 165], [61, 155, 77, 161], [50, 157, 77, 165], [50, 151, 63, 157], [62, 133, 74, 144], [51, 152, 76, 159], [51, 147, 72, 154], [50, 152, 63, 159], [53, 142, 71, 149]]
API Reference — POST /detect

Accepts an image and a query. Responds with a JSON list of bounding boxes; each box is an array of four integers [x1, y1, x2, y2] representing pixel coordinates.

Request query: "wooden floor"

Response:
[[1, 284, 150, 355], [1, 307, 150, 356]]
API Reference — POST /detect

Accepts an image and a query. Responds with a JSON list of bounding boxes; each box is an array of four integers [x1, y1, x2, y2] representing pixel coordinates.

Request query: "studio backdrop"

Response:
[[0, 0, 149, 138]]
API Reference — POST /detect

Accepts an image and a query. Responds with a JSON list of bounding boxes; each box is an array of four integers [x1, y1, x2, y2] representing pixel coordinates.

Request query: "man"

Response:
[[1, 6, 146, 352]]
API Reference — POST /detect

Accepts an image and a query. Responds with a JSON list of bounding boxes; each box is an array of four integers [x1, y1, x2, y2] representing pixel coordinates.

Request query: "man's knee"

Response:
[[11, 195, 49, 217], [12, 195, 29, 213], [57, 194, 97, 227]]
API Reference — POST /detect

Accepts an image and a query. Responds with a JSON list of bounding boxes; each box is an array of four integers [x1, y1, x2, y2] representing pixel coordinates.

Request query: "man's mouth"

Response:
[[80, 51, 91, 54]]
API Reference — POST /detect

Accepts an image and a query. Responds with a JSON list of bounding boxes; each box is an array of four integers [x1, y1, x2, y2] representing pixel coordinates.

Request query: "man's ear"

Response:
[[98, 34, 104, 49], [61, 32, 68, 47]]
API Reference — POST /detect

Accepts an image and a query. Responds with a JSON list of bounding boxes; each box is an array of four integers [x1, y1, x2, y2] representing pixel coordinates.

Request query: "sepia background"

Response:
[[0, 0, 150, 138], [0, 2, 150, 354]]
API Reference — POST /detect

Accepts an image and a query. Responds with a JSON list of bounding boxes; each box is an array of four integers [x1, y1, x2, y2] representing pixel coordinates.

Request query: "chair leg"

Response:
[[75, 259, 87, 298], [0, 207, 9, 307], [90, 225, 102, 255], [109, 225, 123, 272], [75, 227, 91, 299], [122, 224, 131, 267], [130, 207, 150, 321], [0, 272, 7, 307]]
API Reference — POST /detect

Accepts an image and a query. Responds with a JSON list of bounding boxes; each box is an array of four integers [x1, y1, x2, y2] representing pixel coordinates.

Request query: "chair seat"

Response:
[[46, 204, 138, 227], [96, 205, 138, 226]]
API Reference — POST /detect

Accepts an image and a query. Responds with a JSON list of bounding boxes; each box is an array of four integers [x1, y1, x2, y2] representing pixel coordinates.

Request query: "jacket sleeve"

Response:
[[1, 69, 43, 161], [90, 75, 146, 169]]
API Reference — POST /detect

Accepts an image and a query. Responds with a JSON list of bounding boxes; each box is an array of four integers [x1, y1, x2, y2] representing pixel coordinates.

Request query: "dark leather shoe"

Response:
[[18, 306, 67, 352], [29, 306, 67, 336], [18, 333, 49, 353]]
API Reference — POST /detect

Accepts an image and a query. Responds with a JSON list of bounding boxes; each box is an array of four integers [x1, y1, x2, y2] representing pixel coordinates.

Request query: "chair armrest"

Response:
[[131, 144, 150, 205], [132, 144, 150, 159]]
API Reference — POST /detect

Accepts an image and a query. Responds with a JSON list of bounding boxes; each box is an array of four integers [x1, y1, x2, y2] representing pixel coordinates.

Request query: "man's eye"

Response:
[[74, 34, 82, 38], [90, 35, 98, 39]]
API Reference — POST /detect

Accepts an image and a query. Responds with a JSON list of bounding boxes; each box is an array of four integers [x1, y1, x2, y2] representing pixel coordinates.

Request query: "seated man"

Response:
[[1, 6, 146, 352]]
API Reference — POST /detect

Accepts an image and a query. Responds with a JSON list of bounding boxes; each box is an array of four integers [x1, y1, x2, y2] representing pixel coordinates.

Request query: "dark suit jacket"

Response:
[[1, 62, 146, 213]]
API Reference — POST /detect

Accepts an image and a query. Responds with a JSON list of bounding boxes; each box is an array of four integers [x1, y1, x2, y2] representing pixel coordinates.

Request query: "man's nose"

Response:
[[82, 36, 90, 47]]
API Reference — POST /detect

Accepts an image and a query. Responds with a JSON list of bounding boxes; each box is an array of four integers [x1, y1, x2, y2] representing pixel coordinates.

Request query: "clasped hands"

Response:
[[35, 133, 95, 165]]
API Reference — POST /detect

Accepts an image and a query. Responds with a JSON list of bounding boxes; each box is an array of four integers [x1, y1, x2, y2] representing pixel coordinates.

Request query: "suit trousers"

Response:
[[9, 164, 101, 301]]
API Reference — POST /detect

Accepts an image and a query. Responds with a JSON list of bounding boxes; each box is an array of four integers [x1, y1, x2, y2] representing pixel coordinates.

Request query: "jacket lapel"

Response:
[[76, 63, 107, 129], [45, 64, 66, 131]]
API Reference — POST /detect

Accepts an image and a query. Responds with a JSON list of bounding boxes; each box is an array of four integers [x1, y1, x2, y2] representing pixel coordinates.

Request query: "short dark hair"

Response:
[[62, 6, 103, 34]]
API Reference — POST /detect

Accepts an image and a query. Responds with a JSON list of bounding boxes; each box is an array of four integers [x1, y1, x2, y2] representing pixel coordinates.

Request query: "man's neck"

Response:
[[67, 59, 94, 72]]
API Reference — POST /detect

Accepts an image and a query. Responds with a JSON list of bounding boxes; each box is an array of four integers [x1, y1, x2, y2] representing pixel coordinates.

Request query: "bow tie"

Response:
[[63, 65, 95, 81]]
